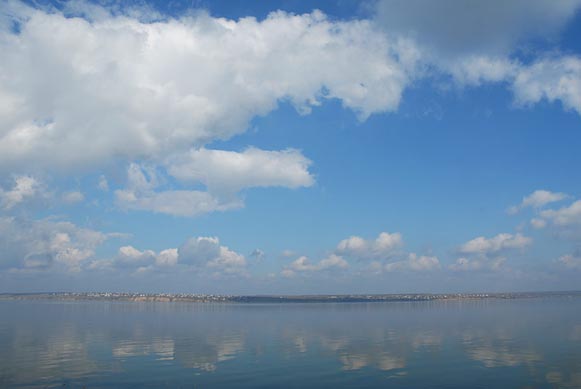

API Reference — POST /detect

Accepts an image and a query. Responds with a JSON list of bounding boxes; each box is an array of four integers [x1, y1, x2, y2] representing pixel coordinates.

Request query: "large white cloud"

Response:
[[0, 3, 414, 171], [0, 1, 579, 178]]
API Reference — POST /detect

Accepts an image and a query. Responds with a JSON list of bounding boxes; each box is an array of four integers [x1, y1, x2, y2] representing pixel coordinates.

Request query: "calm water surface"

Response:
[[0, 297, 580, 388]]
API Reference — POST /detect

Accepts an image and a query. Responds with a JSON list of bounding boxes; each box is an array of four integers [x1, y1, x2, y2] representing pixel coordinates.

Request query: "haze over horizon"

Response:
[[1, 0, 581, 295]]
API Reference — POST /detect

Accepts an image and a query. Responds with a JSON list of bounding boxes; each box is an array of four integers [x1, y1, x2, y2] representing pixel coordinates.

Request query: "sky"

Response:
[[1, 0, 581, 294]]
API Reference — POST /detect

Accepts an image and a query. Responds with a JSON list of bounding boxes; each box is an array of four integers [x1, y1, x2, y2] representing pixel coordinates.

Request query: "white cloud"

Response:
[[92, 245, 179, 270], [513, 56, 581, 115], [117, 146, 314, 217], [459, 233, 532, 254], [282, 254, 348, 277], [61, 191, 84, 204], [374, 1, 581, 115], [0, 1, 579, 182], [89, 236, 244, 275], [539, 200, 581, 227], [178, 236, 247, 274], [448, 56, 518, 86], [166, 147, 314, 194], [384, 253, 440, 272], [0, 175, 40, 209], [156, 248, 179, 267], [116, 187, 241, 217], [0, 4, 414, 171], [0, 216, 110, 272], [336, 232, 403, 260], [508, 189, 569, 214], [115, 163, 242, 216], [452, 232, 531, 272]]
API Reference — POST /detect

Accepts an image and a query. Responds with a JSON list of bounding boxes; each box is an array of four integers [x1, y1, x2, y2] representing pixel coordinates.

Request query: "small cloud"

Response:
[[508, 189, 569, 214], [62, 191, 84, 204], [384, 253, 440, 272], [250, 249, 265, 261], [336, 232, 403, 260], [281, 250, 295, 258], [282, 254, 348, 276], [459, 233, 531, 255], [530, 218, 547, 229], [98, 175, 109, 192], [556, 252, 581, 270], [0, 176, 41, 209]]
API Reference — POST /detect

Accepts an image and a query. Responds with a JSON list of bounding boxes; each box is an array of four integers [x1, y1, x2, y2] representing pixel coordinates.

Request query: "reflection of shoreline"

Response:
[[1, 290, 580, 304]]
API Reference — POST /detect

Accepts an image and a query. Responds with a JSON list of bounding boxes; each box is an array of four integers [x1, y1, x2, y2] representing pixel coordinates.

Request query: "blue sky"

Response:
[[1, 0, 581, 294]]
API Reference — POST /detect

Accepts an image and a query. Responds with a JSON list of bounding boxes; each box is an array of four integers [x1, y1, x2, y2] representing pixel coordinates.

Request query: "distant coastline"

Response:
[[1, 291, 580, 304]]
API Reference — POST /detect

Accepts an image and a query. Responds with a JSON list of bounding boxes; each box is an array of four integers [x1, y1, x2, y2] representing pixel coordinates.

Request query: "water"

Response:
[[0, 297, 580, 388]]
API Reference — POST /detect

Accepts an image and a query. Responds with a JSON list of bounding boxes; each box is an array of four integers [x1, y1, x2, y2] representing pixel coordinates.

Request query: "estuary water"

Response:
[[0, 297, 580, 388]]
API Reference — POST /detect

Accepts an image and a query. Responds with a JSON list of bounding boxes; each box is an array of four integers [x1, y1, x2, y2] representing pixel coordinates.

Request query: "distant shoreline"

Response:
[[1, 291, 580, 304]]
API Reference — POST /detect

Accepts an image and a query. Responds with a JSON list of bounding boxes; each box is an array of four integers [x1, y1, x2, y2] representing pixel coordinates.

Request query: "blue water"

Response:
[[0, 298, 580, 388]]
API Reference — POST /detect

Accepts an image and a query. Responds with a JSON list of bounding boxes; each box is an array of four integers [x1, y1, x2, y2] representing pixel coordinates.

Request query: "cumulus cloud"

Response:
[[452, 232, 531, 272], [115, 163, 242, 216], [384, 253, 440, 272], [0, 3, 414, 171], [166, 147, 314, 194], [374, 0, 581, 114], [533, 199, 581, 239], [116, 146, 314, 217], [90, 245, 178, 271], [336, 232, 403, 260], [513, 56, 581, 115], [0, 216, 110, 272], [282, 254, 348, 277], [508, 189, 569, 214], [0, 175, 40, 209], [459, 233, 532, 254], [89, 236, 246, 276], [179, 236, 247, 275], [538, 200, 581, 227], [0, 1, 579, 180]]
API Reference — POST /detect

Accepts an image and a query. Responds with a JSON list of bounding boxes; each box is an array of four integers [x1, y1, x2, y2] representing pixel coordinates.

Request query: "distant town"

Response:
[[1, 291, 580, 304]]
